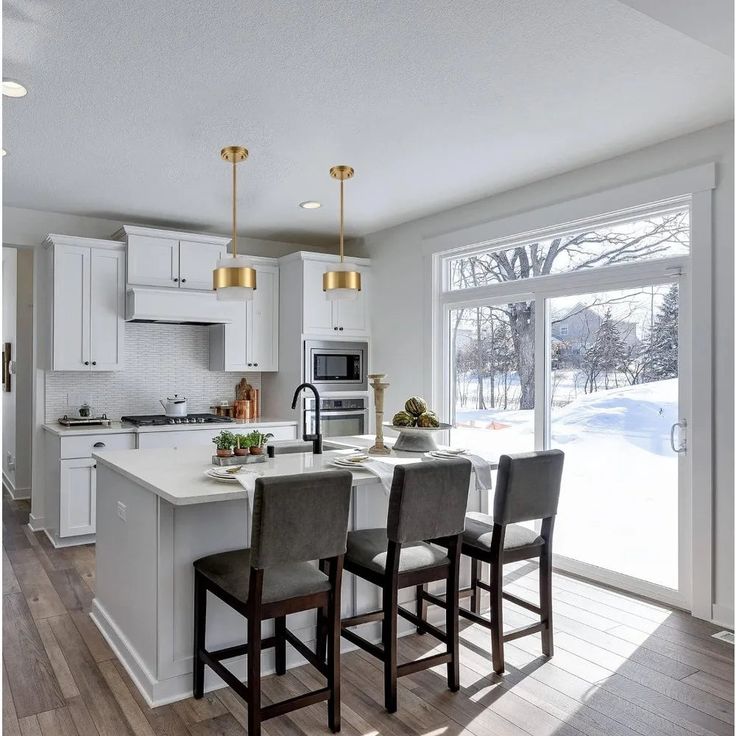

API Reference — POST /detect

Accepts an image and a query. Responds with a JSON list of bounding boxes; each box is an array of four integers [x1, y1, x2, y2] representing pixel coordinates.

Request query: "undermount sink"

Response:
[[266, 440, 343, 455]]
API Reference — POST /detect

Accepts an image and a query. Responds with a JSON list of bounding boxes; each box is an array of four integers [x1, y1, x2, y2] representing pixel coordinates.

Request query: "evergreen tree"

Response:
[[583, 308, 627, 391], [646, 284, 678, 380]]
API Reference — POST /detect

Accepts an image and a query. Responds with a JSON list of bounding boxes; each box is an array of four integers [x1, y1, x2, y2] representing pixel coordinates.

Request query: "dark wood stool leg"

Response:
[[540, 544, 554, 657], [192, 572, 206, 699], [470, 558, 482, 614], [328, 559, 343, 733], [275, 616, 287, 675], [446, 538, 461, 692], [247, 573, 263, 736], [490, 560, 504, 674], [416, 584, 427, 635], [382, 571, 399, 712], [317, 559, 328, 664]]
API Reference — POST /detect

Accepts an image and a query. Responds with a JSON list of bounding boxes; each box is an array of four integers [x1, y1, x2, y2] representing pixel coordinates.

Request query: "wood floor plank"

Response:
[[3, 592, 65, 718], [46, 614, 135, 736], [682, 671, 734, 703], [171, 694, 227, 726], [35, 618, 81, 699], [6, 548, 68, 620], [3, 664, 22, 736], [3, 548, 21, 595], [47, 568, 95, 612], [63, 546, 97, 594], [69, 611, 114, 662], [65, 695, 102, 736], [185, 712, 249, 736], [18, 715, 42, 736], [97, 661, 157, 736], [37, 707, 81, 736]]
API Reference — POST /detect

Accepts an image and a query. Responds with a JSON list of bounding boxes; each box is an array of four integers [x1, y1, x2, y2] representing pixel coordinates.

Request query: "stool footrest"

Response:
[[208, 636, 278, 662], [261, 687, 331, 721], [503, 621, 546, 642], [503, 591, 542, 615], [198, 649, 249, 699], [341, 610, 384, 628], [397, 652, 451, 678], [340, 626, 385, 661], [397, 605, 447, 644], [284, 627, 326, 677]]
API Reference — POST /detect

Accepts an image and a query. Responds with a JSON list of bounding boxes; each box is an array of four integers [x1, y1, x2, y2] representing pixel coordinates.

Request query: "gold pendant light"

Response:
[[323, 165, 361, 301], [213, 145, 257, 301]]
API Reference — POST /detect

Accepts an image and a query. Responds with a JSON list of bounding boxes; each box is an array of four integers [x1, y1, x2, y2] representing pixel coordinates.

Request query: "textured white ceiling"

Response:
[[2, 0, 733, 245]]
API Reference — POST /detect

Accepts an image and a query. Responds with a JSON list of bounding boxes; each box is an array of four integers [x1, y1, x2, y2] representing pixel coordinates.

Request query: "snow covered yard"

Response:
[[451, 378, 678, 589]]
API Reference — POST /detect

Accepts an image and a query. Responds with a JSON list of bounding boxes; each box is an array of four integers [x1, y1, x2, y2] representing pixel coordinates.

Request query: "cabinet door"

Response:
[[333, 267, 369, 335], [89, 248, 125, 371], [302, 260, 335, 335], [60, 458, 96, 537], [127, 234, 179, 288], [136, 429, 224, 450], [53, 245, 90, 370], [247, 267, 278, 371], [178, 240, 226, 291]]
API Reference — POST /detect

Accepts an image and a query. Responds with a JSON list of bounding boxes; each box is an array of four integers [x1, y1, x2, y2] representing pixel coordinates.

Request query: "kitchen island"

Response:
[[90, 438, 492, 706]]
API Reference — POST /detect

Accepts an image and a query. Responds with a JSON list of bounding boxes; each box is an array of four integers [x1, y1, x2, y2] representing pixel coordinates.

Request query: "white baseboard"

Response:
[[711, 604, 734, 629], [28, 513, 45, 532], [2, 473, 30, 500], [43, 528, 96, 549]]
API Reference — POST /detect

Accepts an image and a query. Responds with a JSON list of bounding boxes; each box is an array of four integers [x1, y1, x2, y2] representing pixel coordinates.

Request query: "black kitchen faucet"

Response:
[[291, 382, 323, 454]]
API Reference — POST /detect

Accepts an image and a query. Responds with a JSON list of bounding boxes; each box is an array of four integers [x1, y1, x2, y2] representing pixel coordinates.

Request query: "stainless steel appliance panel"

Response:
[[304, 340, 367, 392]]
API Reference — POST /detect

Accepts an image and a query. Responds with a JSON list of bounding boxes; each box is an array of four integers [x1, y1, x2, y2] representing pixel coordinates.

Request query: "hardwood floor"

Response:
[[3, 490, 733, 735]]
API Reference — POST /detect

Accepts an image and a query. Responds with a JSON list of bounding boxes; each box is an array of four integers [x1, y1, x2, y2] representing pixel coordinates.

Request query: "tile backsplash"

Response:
[[45, 322, 260, 420]]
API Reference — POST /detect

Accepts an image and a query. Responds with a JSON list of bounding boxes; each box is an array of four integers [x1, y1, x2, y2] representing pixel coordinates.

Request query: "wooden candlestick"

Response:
[[368, 373, 391, 456]]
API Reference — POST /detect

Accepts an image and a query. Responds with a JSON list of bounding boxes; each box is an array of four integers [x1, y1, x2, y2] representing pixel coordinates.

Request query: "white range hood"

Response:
[[125, 288, 233, 325]]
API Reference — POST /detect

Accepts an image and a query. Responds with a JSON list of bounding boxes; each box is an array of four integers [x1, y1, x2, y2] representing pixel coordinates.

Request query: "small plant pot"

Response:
[[249, 446, 263, 456], [216, 449, 233, 458], [234, 447, 249, 457]]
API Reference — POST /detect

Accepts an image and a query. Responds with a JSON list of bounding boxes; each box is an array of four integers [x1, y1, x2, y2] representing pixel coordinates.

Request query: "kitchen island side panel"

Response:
[[92, 465, 159, 678]]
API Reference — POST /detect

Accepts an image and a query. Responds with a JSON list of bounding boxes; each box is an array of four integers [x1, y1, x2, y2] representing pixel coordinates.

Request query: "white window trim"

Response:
[[424, 165, 715, 620]]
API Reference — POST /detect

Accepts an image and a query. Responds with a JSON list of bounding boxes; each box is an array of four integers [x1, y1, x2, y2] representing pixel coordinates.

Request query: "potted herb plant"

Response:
[[212, 430, 236, 458], [234, 434, 251, 457], [246, 430, 274, 455]]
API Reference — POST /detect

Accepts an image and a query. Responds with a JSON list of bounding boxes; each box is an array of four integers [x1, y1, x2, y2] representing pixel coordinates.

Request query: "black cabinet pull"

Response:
[[93, 442, 105, 448], [339, 326, 344, 331], [173, 277, 179, 282], [254, 363, 258, 367], [92, 361, 97, 366], [84, 361, 90, 366], [93, 464, 97, 469], [333, 326, 338, 331], [247, 363, 252, 367], [181, 278, 187, 283]]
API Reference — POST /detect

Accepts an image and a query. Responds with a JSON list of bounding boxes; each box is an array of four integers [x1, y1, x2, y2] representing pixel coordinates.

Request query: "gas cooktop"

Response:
[[121, 413, 235, 427]]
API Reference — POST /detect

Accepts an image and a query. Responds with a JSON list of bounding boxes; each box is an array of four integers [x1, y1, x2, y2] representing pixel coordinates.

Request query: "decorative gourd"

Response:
[[404, 396, 427, 416], [416, 411, 440, 428], [392, 410, 416, 427]]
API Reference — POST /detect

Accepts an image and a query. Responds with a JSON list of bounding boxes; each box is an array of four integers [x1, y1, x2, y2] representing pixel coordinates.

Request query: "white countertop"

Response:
[[94, 443, 381, 506], [43, 417, 297, 437]]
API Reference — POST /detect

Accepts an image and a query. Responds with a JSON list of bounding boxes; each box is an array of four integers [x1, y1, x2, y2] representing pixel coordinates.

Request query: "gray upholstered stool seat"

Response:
[[346, 528, 449, 575], [194, 549, 330, 605], [463, 512, 544, 551]]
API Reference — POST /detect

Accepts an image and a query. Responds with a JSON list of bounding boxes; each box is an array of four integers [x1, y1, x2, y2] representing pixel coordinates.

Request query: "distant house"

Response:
[[551, 303, 638, 367]]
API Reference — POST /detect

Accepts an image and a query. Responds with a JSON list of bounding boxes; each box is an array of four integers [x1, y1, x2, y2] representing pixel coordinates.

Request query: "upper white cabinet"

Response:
[[292, 254, 370, 337], [44, 235, 125, 372], [116, 226, 229, 291], [209, 261, 279, 372]]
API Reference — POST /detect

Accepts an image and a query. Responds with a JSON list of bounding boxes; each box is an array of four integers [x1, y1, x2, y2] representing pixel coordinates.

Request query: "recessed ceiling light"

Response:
[[2, 80, 27, 97], [299, 201, 321, 209]]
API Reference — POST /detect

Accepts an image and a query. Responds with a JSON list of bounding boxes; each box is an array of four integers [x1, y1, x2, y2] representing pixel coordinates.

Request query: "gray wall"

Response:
[[364, 121, 734, 624]]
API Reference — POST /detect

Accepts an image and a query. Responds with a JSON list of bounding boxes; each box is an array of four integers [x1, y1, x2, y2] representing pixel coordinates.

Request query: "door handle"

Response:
[[670, 420, 687, 454], [93, 442, 106, 448]]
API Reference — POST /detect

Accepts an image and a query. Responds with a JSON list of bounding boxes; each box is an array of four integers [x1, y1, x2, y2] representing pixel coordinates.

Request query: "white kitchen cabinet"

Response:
[[117, 226, 229, 292], [46, 236, 125, 372], [136, 424, 297, 450], [60, 457, 97, 537], [209, 261, 279, 372], [300, 257, 369, 336]]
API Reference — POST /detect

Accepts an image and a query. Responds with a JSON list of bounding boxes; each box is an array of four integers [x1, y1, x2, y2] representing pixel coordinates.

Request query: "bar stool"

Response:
[[418, 449, 564, 675], [192, 470, 353, 736], [340, 458, 472, 713]]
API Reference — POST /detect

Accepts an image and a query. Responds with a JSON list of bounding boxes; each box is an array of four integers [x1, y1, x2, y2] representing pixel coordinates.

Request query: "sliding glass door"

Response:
[[548, 283, 684, 594], [438, 200, 692, 607]]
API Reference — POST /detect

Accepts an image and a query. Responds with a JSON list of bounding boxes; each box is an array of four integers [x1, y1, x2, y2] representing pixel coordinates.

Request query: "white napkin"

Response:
[[234, 471, 257, 510], [360, 457, 407, 494], [427, 451, 493, 491]]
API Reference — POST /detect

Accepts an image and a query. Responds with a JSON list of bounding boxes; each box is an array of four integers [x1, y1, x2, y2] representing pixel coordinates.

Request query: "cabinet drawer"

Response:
[[60, 432, 136, 459]]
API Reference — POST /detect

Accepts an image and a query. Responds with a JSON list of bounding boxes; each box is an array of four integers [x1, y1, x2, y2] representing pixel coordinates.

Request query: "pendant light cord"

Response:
[[232, 158, 238, 259], [339, 177, 344, 263]]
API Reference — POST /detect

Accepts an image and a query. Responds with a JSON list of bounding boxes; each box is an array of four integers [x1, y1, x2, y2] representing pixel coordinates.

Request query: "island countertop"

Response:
[[93, 443, 381, 506]]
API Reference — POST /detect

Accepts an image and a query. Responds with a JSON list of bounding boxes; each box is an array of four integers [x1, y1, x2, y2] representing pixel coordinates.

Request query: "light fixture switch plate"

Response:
[[116, 501, 127, 522]]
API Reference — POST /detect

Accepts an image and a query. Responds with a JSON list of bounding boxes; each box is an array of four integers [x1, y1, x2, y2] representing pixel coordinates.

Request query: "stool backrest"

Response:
[[250, 470, 353, 568], [493, 450, 564, 525], [387, 458, 472, 544]]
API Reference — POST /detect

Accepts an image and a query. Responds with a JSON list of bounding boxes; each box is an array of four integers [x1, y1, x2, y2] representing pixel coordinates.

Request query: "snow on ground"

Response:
[[451, 378, 678, 589]]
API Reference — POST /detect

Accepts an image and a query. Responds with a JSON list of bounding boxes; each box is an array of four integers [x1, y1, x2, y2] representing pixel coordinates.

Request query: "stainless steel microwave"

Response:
[[304, 340, 368, 392]]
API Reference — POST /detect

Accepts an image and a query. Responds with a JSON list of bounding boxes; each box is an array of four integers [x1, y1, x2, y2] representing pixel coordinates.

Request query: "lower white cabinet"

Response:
[[136, 424, 297, 450], [60, 458, 97, 537]]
